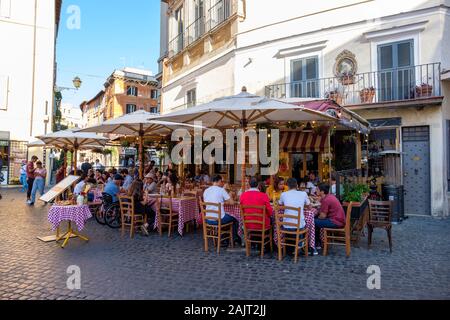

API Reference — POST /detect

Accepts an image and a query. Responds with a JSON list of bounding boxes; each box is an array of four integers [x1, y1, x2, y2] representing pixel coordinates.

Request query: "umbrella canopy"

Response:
[[75, 110, 204, 178], [28, 139, 47, 148], [75, 110, 202, 136], [36, 129, 109, 175], [153, 88, 337, 128], [154, 88, 342, 190]]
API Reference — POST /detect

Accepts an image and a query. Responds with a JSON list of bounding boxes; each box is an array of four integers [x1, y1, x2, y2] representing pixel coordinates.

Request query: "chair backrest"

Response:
[[183, 191, 197, 198], [118, 195, 133, 218], [368, 200, 392, 223], [240, 205, 267, 230], [199, 200, 222, 227], [276, 205, 302, 230], [344, 202, 353, 232], [159, 195, 173, 212]]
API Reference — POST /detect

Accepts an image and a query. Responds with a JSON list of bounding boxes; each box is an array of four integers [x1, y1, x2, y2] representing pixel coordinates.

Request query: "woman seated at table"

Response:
[[266, 176, 288, 202], [144, 173, 157, 194], [94, 169, 104, 184], [127, 179, 155, 235]]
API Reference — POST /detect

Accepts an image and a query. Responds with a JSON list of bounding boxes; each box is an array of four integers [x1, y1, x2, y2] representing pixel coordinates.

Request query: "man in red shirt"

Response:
[[240, 177, 273, 230], [26, 156, 38, 203], [314, 183, 346, 248]]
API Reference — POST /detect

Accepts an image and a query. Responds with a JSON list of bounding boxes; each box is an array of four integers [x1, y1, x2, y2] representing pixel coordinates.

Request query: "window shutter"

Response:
[[0, 0, 11, 18]]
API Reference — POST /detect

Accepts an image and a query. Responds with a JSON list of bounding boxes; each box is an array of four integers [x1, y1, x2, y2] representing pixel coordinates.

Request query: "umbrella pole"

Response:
[[241, 111, 247, 193], [139, 125, 144, 180], [74, 148, 78, 175], [63, 148, 67, 178]]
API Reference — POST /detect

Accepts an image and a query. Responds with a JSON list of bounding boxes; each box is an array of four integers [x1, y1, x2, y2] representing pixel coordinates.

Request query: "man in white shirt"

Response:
[[73, 174, 89, 196], [278, 178, 311, 229], [93, 159, 103, 171], [203, 175, 239, 245]]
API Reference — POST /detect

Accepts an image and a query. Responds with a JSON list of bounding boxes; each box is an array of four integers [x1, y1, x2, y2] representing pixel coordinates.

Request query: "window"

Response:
[[175, 6, 184, 52], [0, 0, 11, 18], [0, 75, 8, 110], [126, 86, 138, 96], [126, 104, 136, 114], [186, 89, 196, 108], [150, 107, 158, 114], [151, 89, 158, 99], [290, 56, 319, 98], [378, 39, 414, 101]]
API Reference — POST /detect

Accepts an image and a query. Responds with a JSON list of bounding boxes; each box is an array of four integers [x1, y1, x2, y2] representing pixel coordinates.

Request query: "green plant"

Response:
[[286, 121, 301, 129], [342, 183, 370, 202]]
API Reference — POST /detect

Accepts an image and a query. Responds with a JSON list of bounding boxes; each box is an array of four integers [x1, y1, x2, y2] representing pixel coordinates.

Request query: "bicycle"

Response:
[[101, 192, 121, 228]]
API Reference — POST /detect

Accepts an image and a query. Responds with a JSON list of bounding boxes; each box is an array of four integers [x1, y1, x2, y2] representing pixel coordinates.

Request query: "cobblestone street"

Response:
[[0, 188, 449, 300]]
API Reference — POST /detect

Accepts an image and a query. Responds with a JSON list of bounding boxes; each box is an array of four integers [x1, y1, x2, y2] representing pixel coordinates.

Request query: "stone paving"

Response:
[[0, 188, 449, 300]]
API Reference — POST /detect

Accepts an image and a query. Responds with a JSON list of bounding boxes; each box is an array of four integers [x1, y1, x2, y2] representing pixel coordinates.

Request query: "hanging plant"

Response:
[[313, 124, 329, 136], [256, 122, 274, 130], [286, 121, 301, 129], [342, 133, 358, 144], [121, 140, 130, 148], [102, 148, 112, 156]]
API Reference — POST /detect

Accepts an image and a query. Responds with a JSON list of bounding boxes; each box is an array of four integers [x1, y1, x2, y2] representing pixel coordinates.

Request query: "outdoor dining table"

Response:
[[146, 195, 199, 236], [47, 204, 92, 248]]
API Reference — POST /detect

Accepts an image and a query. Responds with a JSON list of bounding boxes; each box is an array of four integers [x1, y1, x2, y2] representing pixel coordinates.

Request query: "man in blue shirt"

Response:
[[121, 168, 133, 191], [104, 174, 123, 203]]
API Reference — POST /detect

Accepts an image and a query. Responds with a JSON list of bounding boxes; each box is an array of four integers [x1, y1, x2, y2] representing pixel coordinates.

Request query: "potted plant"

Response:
[[325, 90, 343, 105], [359, 86, 375, 103], [340, 71, 355, 85], [342, 183, 370, 220], [415, 83, 433, 97]]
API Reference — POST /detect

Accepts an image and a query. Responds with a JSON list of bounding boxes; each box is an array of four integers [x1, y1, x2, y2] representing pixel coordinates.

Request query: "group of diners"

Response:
[[202, 174, 345, 255]]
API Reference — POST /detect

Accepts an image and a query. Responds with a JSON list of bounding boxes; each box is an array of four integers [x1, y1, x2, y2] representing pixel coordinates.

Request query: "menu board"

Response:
[[39, 175, 80, 203]]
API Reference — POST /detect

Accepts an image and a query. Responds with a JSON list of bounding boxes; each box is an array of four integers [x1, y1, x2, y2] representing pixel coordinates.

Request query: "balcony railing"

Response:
[[207, 0, 232, 31], [185, 16, 206, 47], [168, 0, 234, 58], [265, 63, 442, 106]]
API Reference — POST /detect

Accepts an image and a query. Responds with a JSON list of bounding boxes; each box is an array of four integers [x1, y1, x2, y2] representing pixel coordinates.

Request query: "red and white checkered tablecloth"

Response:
[[151, 197, 199, 236], [48, 205, 92, 232]]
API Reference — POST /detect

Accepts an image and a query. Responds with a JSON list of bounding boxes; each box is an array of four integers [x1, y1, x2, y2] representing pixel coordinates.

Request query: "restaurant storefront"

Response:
[[0, 131, 28, 185]]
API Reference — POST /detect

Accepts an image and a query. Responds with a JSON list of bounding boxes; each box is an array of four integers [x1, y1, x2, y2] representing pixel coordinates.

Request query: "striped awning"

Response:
[[279, 132, 328, 152]]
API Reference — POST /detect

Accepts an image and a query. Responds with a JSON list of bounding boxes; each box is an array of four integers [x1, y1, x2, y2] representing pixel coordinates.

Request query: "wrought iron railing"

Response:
[[265, 62, 441, 105], [207, 0, 232, 31], [168, 0, 234, 58], [168, 32, 184, 57], [185, 16, 206, 47]]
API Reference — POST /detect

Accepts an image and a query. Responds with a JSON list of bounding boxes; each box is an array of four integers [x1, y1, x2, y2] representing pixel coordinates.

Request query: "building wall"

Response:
[[159, 0, 450, 216], [0, 0, 57, 141]]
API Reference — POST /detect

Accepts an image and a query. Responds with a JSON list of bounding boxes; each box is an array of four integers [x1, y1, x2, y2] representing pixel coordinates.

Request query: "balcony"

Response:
[[168, 0, 234, 58], [265, 63, 442, 107]]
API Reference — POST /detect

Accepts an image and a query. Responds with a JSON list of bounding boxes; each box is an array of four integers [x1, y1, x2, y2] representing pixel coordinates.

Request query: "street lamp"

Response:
[[54, 76, 82, 92], [54, 76, 82, 131]]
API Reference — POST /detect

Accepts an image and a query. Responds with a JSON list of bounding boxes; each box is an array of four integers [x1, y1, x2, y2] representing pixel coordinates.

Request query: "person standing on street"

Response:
[[81, 158, 92, 175], [20, 160, 28, 192], [26, 156, 38, 203], [29, 161, 47, 206]]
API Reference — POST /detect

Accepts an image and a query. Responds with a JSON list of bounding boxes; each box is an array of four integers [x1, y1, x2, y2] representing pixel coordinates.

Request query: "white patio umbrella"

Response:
[[75, 110, 204, 179], [36, 129, 109, 175], [154, 87, 341, 191]]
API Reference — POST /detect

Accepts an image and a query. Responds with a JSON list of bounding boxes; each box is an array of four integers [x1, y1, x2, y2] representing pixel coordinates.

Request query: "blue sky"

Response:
[[56, 0, 160, 108]]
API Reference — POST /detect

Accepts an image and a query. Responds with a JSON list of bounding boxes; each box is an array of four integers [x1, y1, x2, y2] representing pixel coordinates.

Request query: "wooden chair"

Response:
[[368, 200, 393, 252], [118, 195, 146, 238], [275, 206, 309, 263], [155, 195, 179, 237], [199, 200, 234, 254], [323, 202, 353, 257], [241, 205, 273, 258]]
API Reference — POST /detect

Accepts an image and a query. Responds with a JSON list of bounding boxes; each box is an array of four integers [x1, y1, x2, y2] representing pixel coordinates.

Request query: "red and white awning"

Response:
[[279, 132, 328, 152]]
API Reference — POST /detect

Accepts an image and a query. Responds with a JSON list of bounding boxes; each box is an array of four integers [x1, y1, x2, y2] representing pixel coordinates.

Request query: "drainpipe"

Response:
[[29, 0, 38, 137]]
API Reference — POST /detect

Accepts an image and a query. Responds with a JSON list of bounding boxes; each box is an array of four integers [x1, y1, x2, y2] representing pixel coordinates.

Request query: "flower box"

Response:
[[415, 84, 433, 97], [327, 91, 343, 105], [359, 87, 375, 103]]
